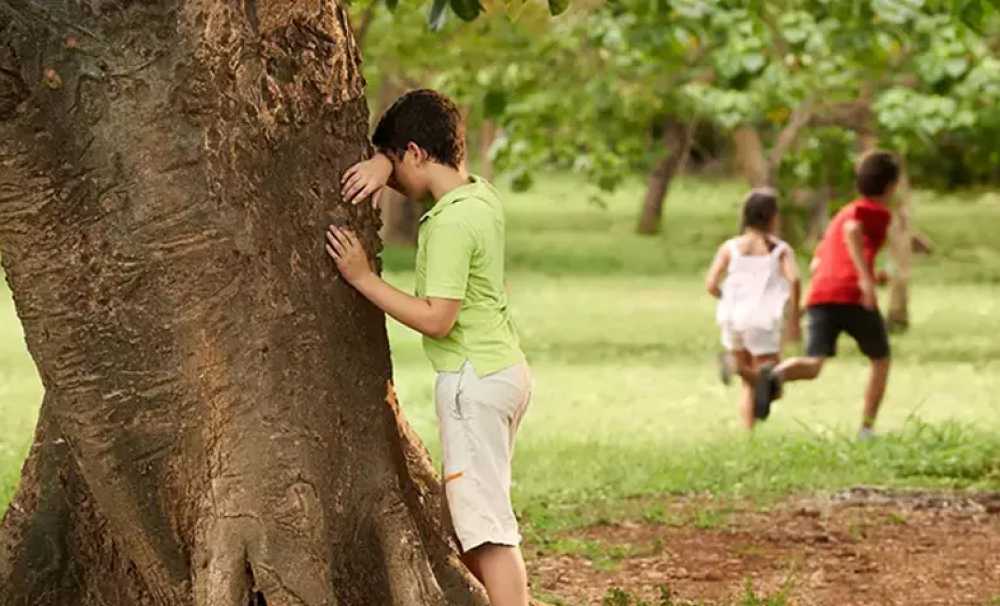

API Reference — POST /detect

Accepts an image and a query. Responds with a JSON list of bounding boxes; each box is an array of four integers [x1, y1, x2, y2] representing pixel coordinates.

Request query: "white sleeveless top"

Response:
[[716, 236, 791, 332]]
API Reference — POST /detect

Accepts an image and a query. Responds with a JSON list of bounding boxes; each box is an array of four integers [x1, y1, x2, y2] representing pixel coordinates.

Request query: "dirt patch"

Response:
[[527, 488, 1000, 605]]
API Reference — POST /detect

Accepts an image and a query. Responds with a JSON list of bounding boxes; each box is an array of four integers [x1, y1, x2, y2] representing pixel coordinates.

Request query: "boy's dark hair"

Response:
[[856, 150, 900, 198], [741, 188, 779, 232], [372, 89, 466, 169]]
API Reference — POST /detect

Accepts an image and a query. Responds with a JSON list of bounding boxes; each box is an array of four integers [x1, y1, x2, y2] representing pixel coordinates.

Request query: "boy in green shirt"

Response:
[[326, 89, 531, 606]]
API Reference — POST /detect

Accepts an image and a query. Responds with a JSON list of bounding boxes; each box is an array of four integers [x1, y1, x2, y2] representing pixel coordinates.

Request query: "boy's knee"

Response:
[[805, 356, 825, 377]]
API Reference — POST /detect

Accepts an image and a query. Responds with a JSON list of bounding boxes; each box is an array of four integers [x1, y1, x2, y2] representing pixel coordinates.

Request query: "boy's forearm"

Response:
[[351, 273, 449, 337], [844, 226, 875, 283]]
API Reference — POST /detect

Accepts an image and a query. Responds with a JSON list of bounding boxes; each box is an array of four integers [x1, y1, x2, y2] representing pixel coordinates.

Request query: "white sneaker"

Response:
[[857, 427, 876, 442]]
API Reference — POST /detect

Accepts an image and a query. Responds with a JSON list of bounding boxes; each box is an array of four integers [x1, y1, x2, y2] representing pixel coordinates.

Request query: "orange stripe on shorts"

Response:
[[443, 471, 464, 484]]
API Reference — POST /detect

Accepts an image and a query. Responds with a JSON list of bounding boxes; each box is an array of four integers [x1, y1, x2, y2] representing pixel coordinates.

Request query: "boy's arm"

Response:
[[843, 219, 877, 309], [326, 226, 460, 338], [809, 243, 822, 273], [704, 244, 730, 298]]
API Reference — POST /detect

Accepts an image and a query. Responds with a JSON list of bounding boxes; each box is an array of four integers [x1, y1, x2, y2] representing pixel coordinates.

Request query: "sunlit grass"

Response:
[[2, 175, 999, 518]]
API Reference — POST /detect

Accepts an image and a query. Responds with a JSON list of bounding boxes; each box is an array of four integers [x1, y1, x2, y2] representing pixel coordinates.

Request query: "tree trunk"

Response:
[[731, 125, 770, 188], [636, 119, 694, 235], [886, 169, 913, 331], [804, 186, 832, 247], [0, 2, 486, 605], [379, 189, 421, 246]]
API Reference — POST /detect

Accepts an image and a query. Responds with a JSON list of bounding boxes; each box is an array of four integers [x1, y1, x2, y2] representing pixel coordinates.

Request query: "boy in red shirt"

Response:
[[755, 151, 900, 439]]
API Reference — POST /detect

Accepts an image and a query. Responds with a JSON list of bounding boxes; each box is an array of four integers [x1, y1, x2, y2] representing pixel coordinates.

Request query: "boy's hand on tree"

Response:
[[341, 154, 392, 206], [326, 226, 372, 284]]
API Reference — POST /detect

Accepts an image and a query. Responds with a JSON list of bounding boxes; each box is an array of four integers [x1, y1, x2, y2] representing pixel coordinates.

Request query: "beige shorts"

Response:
[[435, 361, 532, 553]]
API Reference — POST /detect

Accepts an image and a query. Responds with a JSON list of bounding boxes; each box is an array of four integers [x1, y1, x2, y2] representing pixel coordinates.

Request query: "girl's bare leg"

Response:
[[731, 350, 755, 429]]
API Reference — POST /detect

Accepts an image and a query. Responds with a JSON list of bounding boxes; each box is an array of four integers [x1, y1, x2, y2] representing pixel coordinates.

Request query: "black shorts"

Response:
[[806, 304, 890, 360]]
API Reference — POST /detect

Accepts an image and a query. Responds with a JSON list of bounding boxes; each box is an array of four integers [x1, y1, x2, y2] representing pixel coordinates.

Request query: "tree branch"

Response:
[[767, 99, 814, 173], [354, 0, 378, 48]]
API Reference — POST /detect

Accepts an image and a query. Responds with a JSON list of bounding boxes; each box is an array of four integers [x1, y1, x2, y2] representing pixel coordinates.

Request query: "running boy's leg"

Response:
[[863, 357, 890, 430], [754, 305, 836, 412], [844, 306, 892, 431]]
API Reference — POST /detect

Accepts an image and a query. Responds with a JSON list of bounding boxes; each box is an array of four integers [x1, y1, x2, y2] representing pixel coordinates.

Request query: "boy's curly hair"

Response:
[[856, 150, 901, 198], [372, 89, 466, 169]]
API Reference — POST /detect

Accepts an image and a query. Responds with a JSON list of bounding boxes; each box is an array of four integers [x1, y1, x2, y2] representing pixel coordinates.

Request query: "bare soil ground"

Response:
[[528, 488, 1000, 606]]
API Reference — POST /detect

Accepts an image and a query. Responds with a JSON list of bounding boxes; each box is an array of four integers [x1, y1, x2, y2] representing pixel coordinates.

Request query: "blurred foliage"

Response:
[[355, 0, 1000, 199]]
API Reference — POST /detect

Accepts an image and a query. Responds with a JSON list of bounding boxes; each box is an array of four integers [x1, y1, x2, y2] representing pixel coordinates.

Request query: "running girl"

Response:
[[705, 189, 801, 429]]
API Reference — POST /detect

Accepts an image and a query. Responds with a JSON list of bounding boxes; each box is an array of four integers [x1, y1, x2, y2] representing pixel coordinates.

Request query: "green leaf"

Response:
[[944, 57, 969, 78], [385, 0, 398, 12], [450, 0, 482, 21], [483, 89, 508, 118], [548, 0, 570, 16], [742, 53, 766, 74], [428, 0, 448, 31], [510, 169, 534, 192]]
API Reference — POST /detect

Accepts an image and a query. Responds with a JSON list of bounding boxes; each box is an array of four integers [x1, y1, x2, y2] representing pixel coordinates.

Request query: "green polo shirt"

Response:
[[415, 176, 525, 377]]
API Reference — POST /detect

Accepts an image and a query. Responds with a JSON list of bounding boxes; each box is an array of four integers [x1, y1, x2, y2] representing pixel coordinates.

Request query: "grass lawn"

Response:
[[3, 174, 999, 534]]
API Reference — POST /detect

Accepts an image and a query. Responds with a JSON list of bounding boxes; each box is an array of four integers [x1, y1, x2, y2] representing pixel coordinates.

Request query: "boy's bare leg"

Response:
[[463, 544, 530, 606], [774, 356, 825, 383], [862, 357, 891, 430]]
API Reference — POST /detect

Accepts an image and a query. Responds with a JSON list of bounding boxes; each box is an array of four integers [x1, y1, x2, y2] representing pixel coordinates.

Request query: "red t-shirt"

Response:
[[807, 198, 892, 307]]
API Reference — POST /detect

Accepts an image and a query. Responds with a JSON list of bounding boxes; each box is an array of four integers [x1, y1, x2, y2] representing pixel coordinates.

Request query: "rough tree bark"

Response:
[[636, 119, 695, 235], [0, 2, 488, 605]]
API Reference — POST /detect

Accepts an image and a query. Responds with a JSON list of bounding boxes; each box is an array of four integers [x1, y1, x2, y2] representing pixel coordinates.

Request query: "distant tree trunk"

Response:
[[732, 125, 770, 188], [636, 119, 695, 235], [804, 186, 832, 247], [886, 170, 913, 330], [380, 189, 422, 246], [0, 2, 486, 605], [477, 119, 498, 181], [354, 0, 378, 47], [733, 103, 814, 190]]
